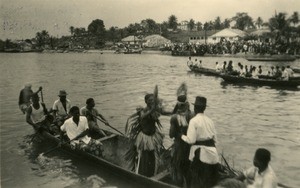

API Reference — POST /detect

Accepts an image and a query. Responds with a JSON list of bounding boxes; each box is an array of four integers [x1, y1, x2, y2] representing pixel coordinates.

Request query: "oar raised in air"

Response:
[[40, 87, 44, 103], [41, 129, 90, 156], [90, 114, 125, 136]]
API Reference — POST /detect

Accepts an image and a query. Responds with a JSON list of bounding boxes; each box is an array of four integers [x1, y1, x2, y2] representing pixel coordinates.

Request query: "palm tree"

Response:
[[289, 11, 299, 26], [232, 12, 254, 30], [36, 30, 50, 49], [196, 22, 202, 31], [269, 12, 289, 32], [168, 15, 178, 30], [214, 16, 222, 30], [255, 17, 263, 29], [222, 19, 231, 28], [188, 19, 195, 31], [70, 26, 74, 36]]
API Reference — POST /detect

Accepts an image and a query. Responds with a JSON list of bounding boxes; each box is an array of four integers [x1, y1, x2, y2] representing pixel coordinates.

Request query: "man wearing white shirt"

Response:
[[60, 106, 91, 147], [181, 96, 219, 188], [238, 148, 278, 188]]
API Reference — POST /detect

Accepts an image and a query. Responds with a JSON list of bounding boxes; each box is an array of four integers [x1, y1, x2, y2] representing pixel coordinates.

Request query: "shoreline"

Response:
[[1, 49, 299, 59]]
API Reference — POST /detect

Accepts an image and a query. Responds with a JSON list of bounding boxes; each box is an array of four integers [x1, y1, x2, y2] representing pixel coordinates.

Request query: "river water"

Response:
[[1, 51, 299, 188]]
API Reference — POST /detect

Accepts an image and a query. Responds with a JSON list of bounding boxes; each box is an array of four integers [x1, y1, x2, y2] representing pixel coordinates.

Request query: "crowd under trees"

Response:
[[0, 11, 299, 51]]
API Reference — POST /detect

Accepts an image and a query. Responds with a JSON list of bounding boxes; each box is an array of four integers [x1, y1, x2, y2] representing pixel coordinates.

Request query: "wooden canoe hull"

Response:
[[188, 65, 221, 77], [40, 131, 293, 188], [220, 74, 300, 88], [41, 131, 178, 188], [172, 50, 205, 56], [245, 55, 296, 62]]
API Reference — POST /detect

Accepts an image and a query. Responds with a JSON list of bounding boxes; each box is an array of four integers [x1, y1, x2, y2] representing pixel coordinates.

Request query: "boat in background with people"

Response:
[[115, 44, 142, 54], [245, 54, 296, 62], [220, 74, 300, 88], [188, 65, 222, 77]]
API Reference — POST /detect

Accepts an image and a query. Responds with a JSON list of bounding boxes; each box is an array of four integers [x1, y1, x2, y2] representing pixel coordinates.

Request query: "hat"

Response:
[[177, 95, 187, 103], [58, 90, 67, 96], [192, 96, 207, 106], [25, 83, 32, 88]]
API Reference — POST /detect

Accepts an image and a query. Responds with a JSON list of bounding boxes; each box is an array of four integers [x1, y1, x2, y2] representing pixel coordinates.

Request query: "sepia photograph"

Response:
[[1, 0, 299, 187]]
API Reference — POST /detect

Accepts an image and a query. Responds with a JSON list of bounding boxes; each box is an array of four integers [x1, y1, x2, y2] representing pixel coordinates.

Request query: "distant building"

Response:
[[121, 35, 144, 45], [178, 21, 189, 31], [143, 35, 171, 48], [249, 28, 272, 43], [208, 28, 246, 43], [188, 30, 220, 44], [15, 40, 33, 51]]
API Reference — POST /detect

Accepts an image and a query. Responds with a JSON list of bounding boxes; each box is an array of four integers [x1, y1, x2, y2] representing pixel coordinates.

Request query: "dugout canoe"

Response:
[[220, 74, 300, 88], [188, 64, 222, 77], [39, 130, 294, 188], [41, 130, 178, 188], [258, 75, 300, 81], [245, 55, 296, 62]]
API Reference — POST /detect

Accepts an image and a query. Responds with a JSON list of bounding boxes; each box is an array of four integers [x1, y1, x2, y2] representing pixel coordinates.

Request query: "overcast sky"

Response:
[[1, 0, 299, 40]]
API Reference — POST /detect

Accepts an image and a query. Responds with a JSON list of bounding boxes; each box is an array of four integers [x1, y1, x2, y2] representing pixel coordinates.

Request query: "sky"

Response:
[[1, 0, 299, 40]]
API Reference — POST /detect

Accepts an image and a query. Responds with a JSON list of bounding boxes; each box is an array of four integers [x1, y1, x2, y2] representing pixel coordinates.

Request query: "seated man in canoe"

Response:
[[80, 98, 109, 139], [60, 106, 102, 156], [52, 90, 71, 126], [26, 93, 54, 134], [237, 148, 278, 188]]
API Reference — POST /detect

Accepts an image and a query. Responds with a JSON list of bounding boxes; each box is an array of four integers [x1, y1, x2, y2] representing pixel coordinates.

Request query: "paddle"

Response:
[[41, 129, 89, 156], [40, 87, 44, 103], [89, 113, 125, 136]]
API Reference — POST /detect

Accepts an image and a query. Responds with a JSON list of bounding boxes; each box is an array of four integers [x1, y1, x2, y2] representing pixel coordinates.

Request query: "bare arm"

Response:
[[26, 107, 36, 127], [140, 105, 155, 119]]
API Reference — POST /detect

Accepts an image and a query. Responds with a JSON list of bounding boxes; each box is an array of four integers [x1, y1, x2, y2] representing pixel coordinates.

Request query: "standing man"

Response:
[[125, 86, 172, 177], [80, 98, 108, 138], [19, 84, 42, 114], [181, 96, 219, 188], [52, 90, 71, 125], [134, 93, 164, 177], [169, 95, 194, 187]]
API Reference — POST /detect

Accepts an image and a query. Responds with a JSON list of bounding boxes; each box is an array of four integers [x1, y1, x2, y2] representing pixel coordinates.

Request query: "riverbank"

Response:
[[1, 48, 299, 60]]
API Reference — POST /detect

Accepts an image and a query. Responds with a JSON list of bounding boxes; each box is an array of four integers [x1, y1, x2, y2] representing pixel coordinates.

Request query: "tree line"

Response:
[[1, 11, 299, 51]]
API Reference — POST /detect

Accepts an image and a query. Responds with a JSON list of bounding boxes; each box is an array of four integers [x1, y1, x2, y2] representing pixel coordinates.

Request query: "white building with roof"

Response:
[[207, 28, 246, 43], [121, 35, 143, 45], [143, 35, 171, 48]]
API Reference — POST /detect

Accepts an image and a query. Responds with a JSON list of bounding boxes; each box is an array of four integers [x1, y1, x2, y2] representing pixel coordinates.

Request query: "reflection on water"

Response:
[[1, 52, 300, 188]]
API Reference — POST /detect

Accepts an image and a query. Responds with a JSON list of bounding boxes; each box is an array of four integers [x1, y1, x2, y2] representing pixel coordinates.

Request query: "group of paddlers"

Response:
[[215, 61, 295, 81], [19, 84, 108, 155], [187, 56, 295, 81], [19, 83, 279, 188]]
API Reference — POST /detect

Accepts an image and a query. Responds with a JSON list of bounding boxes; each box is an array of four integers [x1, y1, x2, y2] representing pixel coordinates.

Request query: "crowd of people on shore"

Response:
[[167, 40, 300, 56], [19, 83, 279, 188]]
